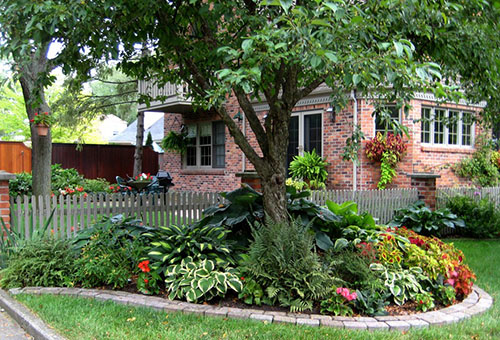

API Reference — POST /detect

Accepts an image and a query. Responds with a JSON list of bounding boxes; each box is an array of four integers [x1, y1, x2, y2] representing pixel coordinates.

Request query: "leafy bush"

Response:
[[83, 178, 112, 193], [193, 185, 340, 250], [389, 201, 465, 236], [454, 134, 499, 186], [241, 219, 333, 312], [164, 257, 242, 303], [445, 195, 500, 238], [144, 223, 237, 276], [0, 238, 75, 289], [72, 215, 150, 289], [288, 150, 328, 190], [51, 164, 85, 192], [8, 172, 32, 197]]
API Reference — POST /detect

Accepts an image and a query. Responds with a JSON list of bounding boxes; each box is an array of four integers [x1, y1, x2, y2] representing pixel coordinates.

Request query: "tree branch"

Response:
[[295, 77, 326, 103]]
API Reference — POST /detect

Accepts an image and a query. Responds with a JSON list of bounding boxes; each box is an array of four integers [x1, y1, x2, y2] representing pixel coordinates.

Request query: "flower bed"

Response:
[[0, 186, 478, 319]]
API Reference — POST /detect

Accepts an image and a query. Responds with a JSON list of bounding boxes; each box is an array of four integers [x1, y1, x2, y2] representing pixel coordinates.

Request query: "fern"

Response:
[[242, 218, 335, 312]]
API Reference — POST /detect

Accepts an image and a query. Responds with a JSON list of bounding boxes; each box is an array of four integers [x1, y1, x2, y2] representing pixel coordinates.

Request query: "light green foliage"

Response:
[[50, 164, 85, 192], [369, 263, 429, 306], [144, 224, 236, 276], [242, 219, 333, 312], [378, 152, 398, 190], [289, 150, 328, 190], [0, 238, 75, 289], [454, 134, 500, 187], [414, 291, 435, 312], [342, 124, 365, 165], [389, 201, 465, 236], [164, 257, 242, 303], [161, 131, 188, 153], [82, 178, 112, 194], [320, 293, 354, 316], [445, 194, 500, 238], [72, 215, 151, 289]]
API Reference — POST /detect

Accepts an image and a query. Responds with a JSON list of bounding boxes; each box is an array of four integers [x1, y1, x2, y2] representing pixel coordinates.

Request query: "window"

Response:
[[420, 107, 474, 147], [185, 121, 225, 168], [287, 111, 323, 171], [374, 106, 400, 134]]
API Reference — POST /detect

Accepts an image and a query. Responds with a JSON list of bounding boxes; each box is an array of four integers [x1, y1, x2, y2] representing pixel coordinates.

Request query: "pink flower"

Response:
[[446, 278, 455, 286], [336, 287, 343, 295], [346, 292, 357, 301]]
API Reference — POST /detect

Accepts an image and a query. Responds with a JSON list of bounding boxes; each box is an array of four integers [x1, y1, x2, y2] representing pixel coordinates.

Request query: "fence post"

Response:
[[0, 171, 16, 229], [407, 173, 441, 210]]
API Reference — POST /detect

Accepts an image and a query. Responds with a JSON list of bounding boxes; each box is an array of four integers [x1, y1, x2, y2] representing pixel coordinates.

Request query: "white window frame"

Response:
[[184, 122, 225, 169], [291, 109, 324, 157], [373, 105, 401, 135], [420, 106, 475, 148]]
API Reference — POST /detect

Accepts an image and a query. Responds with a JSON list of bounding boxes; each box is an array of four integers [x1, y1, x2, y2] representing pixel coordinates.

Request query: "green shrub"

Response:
[[241, 219, 333, 312], [0, 238, 75, 289], [288, 150, 328, 190], [454, 134, 500, 187], [51, 164, 85, 192], [72, 215, 150, 289], [8, 172, 32, 197], [83, 178, 111, 193], [389, 201, 465, 236], [445, 195, 500, 238]]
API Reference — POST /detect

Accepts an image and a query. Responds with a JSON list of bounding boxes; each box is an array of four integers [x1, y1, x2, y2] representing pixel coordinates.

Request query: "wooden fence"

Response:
[[437, 186, 500, 208], [0, 141, 31, 173], [9, 188, 419, 239], [52, 143, 160, 182]]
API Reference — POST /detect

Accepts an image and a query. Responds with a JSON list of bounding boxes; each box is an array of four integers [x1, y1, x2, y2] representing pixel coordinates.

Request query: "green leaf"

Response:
[[198, 277, 215, 294], [315, 231, 333, 251], [310, 56, 322, 69], [227, 278, 243, 292]]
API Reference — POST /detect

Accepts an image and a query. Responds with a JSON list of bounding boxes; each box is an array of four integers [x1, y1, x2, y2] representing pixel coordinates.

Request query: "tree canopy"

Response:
[[4, 0, 500, 219]]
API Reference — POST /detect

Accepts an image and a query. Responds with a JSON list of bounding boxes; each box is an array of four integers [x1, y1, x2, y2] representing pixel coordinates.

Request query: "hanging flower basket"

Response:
[[35, 123, 49, 136]]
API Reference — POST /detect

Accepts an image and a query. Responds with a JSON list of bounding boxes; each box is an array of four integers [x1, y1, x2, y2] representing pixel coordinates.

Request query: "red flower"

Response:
[[144, 279, 149, 284], [138, 260, 150, 273], [240, 277, 245, 281]]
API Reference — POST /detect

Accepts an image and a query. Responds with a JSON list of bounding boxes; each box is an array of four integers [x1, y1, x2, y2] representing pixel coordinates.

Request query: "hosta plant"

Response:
[[144, 223, 236, 276], [164, 257, 242, 303], [369, 263, 430, 306]]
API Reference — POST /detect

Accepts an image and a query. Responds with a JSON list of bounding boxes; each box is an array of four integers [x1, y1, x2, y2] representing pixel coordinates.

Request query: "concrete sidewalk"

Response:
[[0, 308, 32, 339]]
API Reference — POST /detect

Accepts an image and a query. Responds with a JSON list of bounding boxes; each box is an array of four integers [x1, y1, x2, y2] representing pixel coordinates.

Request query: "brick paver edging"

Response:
[[9, 285, 493, 331]]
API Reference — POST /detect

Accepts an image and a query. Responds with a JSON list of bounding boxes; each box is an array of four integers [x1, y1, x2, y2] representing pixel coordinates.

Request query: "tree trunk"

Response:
[[133, 110, 145, 177], [18, 50, 53, 197], [260, 167, 288, 222]]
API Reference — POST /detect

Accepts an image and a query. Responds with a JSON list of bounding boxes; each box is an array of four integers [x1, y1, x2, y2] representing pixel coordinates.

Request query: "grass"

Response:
[[14, 239, 500, 340]]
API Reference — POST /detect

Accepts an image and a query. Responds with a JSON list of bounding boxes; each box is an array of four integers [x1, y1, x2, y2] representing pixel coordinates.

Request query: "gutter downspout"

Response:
[[351, 89, 358, 191], [242, 113, 246, 172]]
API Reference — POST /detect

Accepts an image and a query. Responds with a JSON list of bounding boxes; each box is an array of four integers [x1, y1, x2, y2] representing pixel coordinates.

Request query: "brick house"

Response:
[[138, 81, 483, 192]]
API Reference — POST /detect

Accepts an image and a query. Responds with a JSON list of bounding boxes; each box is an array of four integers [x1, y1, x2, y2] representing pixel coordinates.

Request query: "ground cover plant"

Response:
[[13, 239, 498, 340]]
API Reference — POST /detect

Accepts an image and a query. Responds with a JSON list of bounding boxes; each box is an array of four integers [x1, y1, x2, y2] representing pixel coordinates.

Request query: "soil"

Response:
[[91, 283, 459, 317]]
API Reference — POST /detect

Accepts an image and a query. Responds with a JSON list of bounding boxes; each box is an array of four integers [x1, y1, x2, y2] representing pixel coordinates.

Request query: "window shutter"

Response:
[[212, 121, 225, 168]]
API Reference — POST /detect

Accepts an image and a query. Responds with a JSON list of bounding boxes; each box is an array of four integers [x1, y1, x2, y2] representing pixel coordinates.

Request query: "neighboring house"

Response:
[[138, 81, 483, 192], [109, 111, 164, 152], [95, 114, 128, 142]]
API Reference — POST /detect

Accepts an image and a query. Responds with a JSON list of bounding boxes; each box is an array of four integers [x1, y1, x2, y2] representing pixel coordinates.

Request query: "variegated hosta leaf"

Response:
[[227, 278, 243, 293], [181, 256, 194, 266], [198, 277, 216, 294], [215, 281, 227, 294], [202, 260, 215, 272], [194, 268, 210, 278]]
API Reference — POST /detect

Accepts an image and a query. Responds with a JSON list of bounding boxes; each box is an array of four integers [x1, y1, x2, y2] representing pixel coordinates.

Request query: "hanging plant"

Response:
[[365, 132, 407, 189], [30, 112, 55, 137], [161, 130, 188, 153]]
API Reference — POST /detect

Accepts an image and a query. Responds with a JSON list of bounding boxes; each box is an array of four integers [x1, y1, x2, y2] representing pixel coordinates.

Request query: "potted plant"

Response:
[[30, 112, 55, 136]]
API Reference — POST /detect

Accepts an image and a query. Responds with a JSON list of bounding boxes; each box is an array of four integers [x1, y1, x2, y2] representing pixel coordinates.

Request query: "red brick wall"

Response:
[[0, 178, 13, 229], [162, 95, 482, 192]]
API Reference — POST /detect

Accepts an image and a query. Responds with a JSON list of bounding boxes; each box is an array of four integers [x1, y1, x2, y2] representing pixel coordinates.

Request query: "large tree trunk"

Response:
[[133, 110, 145, 177], [18, 50, 53, 197]]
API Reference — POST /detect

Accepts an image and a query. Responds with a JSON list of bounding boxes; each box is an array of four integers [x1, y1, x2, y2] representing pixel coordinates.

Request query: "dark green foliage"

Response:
[[0, 238, 75, 289], [242, 219, 334, 312], [193, 185, 340, 250], [50, 164, 85, 191], [8, 172, 32, 197], [354, 290, 390, 316], [389, 201, 465, 236], [145, 131, 153, 147], [72, 215, 150, 289], [238, 276, 271, 306], [144, 223, 237, 277], [445, 195, 500, 238], [161, 130, 187, 153], [83, 178, 111, 193]]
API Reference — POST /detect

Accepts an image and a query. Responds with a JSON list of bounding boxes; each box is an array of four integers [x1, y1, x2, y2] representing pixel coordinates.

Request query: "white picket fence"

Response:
[[10, 188, 419, 239], [437, 186, 500, 208]]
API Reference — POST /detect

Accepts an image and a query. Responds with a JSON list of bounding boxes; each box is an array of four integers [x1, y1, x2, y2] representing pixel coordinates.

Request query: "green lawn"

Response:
[[15, 239, 500, 340]]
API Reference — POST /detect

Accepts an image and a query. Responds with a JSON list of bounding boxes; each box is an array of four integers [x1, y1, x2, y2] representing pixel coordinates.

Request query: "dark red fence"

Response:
[[52, 143, 159, 183]]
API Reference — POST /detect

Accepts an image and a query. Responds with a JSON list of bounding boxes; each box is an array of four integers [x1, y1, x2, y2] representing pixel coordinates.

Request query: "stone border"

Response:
[[7, 285, 494, 332]]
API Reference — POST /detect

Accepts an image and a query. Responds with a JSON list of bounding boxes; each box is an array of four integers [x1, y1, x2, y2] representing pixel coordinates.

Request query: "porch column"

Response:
[[0, 171, 15, 229], [407, 172, 441, 210]]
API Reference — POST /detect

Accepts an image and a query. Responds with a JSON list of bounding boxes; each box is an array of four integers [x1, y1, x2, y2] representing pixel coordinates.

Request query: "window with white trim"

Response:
[[185, 121, 225, 168], [420, 107, 474, 147], [374, 106, 400, 134]]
